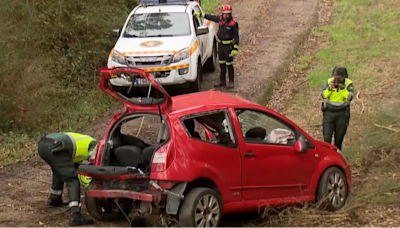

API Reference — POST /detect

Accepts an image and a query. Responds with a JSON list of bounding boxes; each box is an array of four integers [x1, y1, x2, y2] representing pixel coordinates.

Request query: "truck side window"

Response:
[[194, 6, 204, 25], [192, 15, 200, 33]]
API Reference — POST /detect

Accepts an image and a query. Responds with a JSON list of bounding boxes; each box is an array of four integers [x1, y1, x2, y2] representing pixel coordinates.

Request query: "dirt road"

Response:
[[0, 0, 319, 226]]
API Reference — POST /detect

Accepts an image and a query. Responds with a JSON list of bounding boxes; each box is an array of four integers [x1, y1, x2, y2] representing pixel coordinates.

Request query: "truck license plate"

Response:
[[135, 75, 162, 85], [136, 78, 150, 85]]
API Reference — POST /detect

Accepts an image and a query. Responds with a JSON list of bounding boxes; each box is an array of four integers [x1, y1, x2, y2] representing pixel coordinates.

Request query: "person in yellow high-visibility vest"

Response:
[[37, 132, 97, 226], [321, 66, 354, 151]]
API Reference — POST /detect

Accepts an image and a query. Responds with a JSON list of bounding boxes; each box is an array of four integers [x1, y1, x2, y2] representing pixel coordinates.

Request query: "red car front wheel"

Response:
[[316, 166, 349, 211]]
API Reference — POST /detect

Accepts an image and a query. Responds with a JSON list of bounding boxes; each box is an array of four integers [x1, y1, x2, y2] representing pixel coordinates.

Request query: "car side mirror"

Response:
[[294, 136, 308, 153], [196, 26, 209, 36], [112, 29, 121, 38]]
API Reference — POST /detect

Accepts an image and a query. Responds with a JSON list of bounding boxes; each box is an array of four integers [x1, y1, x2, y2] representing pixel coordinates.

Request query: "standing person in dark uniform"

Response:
[[194, 4, 239, 88], [321, 66, 354, 151], [38, 132, 97, 226]]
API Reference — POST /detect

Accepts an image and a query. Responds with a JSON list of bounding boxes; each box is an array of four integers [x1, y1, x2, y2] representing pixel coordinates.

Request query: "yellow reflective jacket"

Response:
[[321, 78, 354, 110], [64, 132, 97, 164]]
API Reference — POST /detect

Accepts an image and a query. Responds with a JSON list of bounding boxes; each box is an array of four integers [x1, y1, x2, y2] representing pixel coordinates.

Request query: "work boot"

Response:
[[69, 212, 94, 226], [47, 194, 65, 207], [226, 81, 235, 89], [214, 81, 226, 87]]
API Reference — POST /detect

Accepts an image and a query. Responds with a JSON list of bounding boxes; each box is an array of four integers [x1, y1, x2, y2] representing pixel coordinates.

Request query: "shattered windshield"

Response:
[[123, 12, 191, 37]]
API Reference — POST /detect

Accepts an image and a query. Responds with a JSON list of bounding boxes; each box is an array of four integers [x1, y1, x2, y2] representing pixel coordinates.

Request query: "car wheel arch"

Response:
[[184, 177, 221, 196], [165, 177, 222, 216], [208, 36, 217, 58], [197, 57, 202, 81]]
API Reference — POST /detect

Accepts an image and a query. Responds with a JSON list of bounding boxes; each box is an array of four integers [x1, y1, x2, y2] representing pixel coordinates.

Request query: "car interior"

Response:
[[233, 109, 297, 145], [105, 117, 169, 173], [182, 111, 237, 147]]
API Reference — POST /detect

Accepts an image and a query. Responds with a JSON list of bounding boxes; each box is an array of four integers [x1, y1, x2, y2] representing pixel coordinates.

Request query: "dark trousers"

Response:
[[218, 43, 234, 83], [322, 107, 350, 150], [38, 137, 81, 212]]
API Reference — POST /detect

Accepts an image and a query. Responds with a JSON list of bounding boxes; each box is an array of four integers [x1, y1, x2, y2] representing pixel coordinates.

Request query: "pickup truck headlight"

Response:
[[111, 49, 126, 65], [172, 48, 189, 63]]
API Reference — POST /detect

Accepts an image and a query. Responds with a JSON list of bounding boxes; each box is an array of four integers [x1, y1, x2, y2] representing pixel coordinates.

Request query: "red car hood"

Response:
[[316, 140, 339, 151]]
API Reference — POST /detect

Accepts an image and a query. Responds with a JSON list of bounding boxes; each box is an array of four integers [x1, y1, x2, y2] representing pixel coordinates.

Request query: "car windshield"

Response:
[[123, 12, 190, 37]]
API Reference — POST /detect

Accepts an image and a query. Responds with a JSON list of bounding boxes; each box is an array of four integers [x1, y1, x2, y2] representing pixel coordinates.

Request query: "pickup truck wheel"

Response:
[[316, 167, 348, 211], [203, 41, 217, 72], [179, 187, 222, 227], [85, 184, 125, 221], [188, 62, 202, 92]]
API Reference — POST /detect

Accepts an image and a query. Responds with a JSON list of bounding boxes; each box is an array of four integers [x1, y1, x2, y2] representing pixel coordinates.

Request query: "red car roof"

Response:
[[171, 90, 256, 112]]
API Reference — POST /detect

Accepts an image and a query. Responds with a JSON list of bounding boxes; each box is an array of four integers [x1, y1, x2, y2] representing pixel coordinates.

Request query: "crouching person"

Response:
[[37, 132, 97, 226]]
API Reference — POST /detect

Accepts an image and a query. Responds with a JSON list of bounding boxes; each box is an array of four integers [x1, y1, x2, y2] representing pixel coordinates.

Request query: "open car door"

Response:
[[99, 67, 172, 113]]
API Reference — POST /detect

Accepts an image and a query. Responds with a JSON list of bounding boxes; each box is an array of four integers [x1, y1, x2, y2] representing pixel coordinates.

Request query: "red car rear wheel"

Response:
[[179, 187, 223, 227]]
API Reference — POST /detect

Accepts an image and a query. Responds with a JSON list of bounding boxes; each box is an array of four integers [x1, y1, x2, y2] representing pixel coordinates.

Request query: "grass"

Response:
[[0, 0, 221, 166], [201, 0, 221, 13], [267, 0, 400, 225]]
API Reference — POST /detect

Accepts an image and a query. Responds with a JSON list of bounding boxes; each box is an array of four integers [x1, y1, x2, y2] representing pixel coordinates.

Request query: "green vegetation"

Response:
[[201, 0, 221, 13], [0, 0, 220, 165], [277, 0, 400, 224]]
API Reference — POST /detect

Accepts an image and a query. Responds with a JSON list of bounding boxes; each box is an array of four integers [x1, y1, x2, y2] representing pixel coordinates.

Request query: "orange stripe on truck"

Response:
[[141, 64, 189, 72], [122, 50, 177, 55], [190, 40, 198, 56]]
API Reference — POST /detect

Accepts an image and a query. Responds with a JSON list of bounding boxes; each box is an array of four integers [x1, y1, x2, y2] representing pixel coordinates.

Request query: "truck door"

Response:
[[192, 8, 207, 63]]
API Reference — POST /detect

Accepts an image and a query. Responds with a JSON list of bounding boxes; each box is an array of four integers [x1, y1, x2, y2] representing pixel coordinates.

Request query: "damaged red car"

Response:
[[78, 67, 351, 227]]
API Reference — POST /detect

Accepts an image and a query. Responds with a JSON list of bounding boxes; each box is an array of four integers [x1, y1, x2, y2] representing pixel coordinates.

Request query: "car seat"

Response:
[[141, 122, 169, 169], [142, 145, 158, 167], [114, 129, 151, 149], [245, 127, 267, 142], [183, 119, 201, 140], [114, 145, 144, 168]]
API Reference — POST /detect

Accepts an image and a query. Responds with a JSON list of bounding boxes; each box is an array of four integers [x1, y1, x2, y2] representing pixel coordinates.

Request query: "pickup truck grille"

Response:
[[125, 55, 173, 66], [123, 71, 171, 79]]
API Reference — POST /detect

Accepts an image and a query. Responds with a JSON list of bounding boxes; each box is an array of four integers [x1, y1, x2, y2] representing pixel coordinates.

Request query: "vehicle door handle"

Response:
[[244, 152, 257, 157]]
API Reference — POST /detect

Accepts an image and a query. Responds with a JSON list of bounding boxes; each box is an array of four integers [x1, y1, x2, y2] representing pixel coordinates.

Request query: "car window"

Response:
[[181, 110, 237, 148], [192, 15, 200, 31], [123, 12, 191, 37], [233, 109, 297, 146], [194, 6, 204, 25]]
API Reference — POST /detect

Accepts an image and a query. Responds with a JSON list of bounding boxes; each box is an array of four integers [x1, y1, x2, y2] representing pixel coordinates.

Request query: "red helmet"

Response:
[[221, 4, 232, 14]]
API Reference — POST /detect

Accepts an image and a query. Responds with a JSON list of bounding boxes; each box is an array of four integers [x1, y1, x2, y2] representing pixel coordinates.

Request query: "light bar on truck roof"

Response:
[[139, 0, 198, 6]]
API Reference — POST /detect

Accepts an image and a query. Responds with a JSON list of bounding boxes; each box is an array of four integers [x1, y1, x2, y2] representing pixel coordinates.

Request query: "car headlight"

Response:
[[111, 49, 126, 65], [172, 48, 189, 63]]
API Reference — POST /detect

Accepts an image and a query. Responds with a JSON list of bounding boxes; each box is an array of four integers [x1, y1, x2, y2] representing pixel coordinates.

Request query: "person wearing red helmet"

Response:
[[194, 4, 239, 88]]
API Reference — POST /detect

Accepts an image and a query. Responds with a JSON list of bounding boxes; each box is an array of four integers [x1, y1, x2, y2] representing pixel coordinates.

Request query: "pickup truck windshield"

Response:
[[123, 12, 191, 37]]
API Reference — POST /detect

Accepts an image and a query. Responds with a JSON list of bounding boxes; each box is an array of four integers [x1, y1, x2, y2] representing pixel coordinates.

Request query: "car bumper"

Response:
[[108, 61, 194, 87], [87, 189, 155, 202]]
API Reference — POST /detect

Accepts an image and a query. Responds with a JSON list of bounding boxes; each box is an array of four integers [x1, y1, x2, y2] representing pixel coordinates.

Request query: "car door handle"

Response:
[[244, 152, 257, 157]]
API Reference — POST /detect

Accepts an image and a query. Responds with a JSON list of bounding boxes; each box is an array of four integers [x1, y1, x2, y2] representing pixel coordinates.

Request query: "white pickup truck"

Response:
[[107, 0, 218, 92]]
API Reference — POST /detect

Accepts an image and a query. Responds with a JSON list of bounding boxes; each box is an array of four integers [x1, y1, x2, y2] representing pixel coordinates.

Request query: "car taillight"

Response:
[[151, 142, 174, 172]]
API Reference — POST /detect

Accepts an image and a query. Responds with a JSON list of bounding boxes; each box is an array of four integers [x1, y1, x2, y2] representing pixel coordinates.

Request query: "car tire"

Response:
[[204, 41, 217, 73], [188, 61, 202, 93], [316, 166, 349, 211], [84, 184, 125, 221], [179, 187, 223, 227]]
